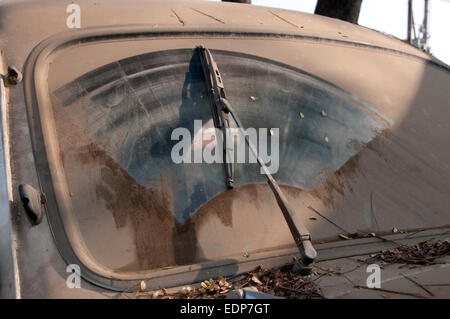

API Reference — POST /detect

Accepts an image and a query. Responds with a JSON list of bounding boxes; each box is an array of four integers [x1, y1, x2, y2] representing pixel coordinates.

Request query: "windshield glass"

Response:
[[44, 47, 389, 280]]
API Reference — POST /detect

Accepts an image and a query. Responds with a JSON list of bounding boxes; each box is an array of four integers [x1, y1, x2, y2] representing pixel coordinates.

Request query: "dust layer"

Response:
[[75, 143, 260, 271], [309, 131, 390, 207]]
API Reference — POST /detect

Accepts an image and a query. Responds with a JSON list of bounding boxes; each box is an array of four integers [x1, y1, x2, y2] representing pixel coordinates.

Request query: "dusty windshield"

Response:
[[48, 47, 389, 272]]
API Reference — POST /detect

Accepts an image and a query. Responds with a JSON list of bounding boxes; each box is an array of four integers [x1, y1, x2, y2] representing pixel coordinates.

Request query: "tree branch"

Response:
[[315, 0, 362, 24]]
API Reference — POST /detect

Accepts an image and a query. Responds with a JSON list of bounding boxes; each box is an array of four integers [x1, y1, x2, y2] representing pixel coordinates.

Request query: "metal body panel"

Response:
[[0, 0, 448, 297]]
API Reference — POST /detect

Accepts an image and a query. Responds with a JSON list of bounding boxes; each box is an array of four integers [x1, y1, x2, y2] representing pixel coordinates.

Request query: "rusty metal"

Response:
[[3, 66, 22, 86]]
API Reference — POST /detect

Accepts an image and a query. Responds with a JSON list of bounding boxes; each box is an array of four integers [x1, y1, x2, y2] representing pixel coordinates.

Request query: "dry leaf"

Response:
[[339, 233, 351, 240], [251, 275, 263, 285], [152, 291, 161, 298]]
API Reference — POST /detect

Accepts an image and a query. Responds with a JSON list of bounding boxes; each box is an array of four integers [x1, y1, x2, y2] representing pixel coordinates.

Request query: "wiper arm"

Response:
[[197, 46, 317, 275], [198, 46, 234, 189]]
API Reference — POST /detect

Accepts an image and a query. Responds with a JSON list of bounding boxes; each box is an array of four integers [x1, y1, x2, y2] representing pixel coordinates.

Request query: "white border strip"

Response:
[[0, 58, 21, 299]]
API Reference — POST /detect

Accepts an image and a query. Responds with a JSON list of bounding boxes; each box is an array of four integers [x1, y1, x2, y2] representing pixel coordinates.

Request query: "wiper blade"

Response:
[[197, 46, 317, 274], [198, 46, 234, 188]]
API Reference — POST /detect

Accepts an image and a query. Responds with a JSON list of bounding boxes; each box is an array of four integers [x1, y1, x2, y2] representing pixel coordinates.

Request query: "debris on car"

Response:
[[365, 239, 450, 266], [135, 264, 324, 299]]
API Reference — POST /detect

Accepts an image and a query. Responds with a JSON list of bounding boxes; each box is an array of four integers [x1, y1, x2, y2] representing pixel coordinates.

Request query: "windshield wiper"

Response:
[[197, 46, 317, 275], [198, 46, 234, 188]]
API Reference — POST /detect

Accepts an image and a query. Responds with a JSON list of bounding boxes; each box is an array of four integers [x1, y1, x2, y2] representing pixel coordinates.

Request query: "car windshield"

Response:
[[35, 45, 389, 289]]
